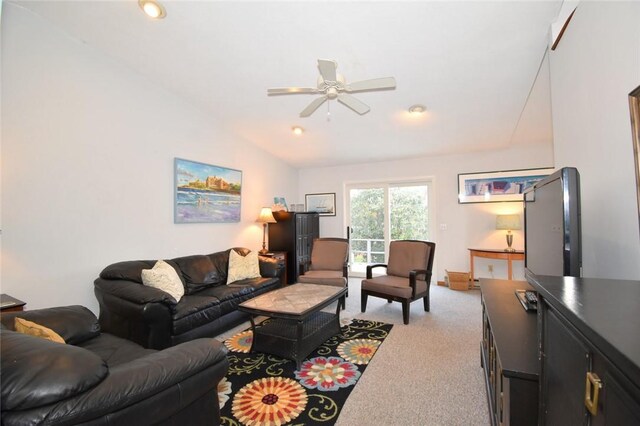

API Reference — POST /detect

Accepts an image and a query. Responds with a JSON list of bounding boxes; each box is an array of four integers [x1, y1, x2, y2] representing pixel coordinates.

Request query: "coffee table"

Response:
[[238, 283, 347, 369]]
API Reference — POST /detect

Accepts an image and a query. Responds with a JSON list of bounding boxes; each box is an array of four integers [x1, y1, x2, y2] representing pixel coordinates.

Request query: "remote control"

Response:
[[525, 290, 538, 304]]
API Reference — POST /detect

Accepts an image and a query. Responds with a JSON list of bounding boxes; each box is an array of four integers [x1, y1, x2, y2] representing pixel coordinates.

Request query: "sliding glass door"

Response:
[[347, 180, 433, 276]]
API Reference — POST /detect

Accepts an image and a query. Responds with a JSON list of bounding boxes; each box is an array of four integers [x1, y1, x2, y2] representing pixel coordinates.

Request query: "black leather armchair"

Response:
[[1, 306, 228, 425]]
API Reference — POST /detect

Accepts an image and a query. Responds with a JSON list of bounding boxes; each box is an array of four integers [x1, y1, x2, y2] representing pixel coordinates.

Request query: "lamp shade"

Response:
[[257, 207, 277, 224], [496, 214, 521, 230]]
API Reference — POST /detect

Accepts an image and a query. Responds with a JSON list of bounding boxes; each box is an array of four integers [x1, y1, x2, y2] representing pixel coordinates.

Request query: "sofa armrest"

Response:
[[1, 339, 229, 425], [0, 305, 100, 345], [94, 278, 176, 305], [259, 256, 281, 278], [94, 279, 174, 349]]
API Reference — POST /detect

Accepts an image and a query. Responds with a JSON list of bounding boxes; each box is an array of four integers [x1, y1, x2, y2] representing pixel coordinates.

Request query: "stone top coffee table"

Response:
[[238, 283, 347, 369]]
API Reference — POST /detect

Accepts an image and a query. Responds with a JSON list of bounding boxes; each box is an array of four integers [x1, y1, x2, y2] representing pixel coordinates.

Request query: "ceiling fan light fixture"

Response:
[[409, 104, 427, 114], [292, 126, 304, 136], [139, 0, 166, 19], [268, 59, 396, 118]]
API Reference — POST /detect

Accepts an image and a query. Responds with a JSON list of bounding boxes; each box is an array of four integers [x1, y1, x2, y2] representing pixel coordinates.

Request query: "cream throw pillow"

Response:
[[226, 250, 261, 284], [141, 260, 185, 302], [15, 318, 65, 344]]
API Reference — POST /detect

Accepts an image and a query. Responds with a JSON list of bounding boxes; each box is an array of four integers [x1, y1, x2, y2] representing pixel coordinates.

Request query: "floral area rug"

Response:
[[219, 319, 393, 426]]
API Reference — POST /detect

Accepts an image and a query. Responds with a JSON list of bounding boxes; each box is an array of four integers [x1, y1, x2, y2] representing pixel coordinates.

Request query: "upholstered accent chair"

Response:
[[298, 237, 349, 309], [361, 240, 436, 324]]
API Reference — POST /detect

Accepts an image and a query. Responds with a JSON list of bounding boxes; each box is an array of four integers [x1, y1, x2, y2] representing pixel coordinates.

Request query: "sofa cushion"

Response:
[[226, 250, 260, 284], [8, 306, 101, 345], [78, 333, 156, 368], [1, 329, 108, 410], [174, 255, 221, 294], [362, 275, 427, 298], [14, 318, 65, 344], [142, 260, 185, 302], [298, 270, 346, 287], [171, 296, 222, 335]]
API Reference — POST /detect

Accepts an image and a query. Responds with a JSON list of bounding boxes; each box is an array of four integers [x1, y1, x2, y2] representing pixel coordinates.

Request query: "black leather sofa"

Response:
[[94, 248, 281, 350], [0, 306, 228, 425]]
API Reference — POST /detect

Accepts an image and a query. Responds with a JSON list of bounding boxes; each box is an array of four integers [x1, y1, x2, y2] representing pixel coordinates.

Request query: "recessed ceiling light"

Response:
[[408, 104, 427, 114], [292, 126, 304, 136], [139, 0, 166, 19]]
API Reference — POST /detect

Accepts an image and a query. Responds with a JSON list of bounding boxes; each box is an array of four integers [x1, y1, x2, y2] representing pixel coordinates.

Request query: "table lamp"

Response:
[[496, 214, 521, 252], [257, 207, 277, 255]]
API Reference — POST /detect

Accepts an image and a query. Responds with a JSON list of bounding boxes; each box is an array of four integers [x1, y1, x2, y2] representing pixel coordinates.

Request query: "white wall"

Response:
[[550, 1, 640, 279], [1, 4, 298, 312], [299, 144, 554, 282]]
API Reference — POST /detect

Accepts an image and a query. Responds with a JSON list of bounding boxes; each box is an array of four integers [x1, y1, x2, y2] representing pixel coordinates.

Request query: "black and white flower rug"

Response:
[[219, 319, 393, 426]]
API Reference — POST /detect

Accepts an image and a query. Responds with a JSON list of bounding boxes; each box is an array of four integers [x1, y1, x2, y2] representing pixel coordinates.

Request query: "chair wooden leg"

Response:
[[423, 295, 430, 312], [361, 293, 368, 313], [387, 298, 392, 303], [402, 301, 410, 324]]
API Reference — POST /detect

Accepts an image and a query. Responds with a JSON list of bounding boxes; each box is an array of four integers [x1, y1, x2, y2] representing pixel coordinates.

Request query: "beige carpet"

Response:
[[219, 278, 490, 425]]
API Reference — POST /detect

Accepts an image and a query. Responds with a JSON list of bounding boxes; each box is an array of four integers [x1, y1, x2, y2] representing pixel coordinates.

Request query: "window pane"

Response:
[[389, 185, 429, 241]]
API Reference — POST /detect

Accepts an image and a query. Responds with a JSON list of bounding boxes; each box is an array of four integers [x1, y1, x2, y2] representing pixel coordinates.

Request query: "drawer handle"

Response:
[[584, 372, 602, 416]]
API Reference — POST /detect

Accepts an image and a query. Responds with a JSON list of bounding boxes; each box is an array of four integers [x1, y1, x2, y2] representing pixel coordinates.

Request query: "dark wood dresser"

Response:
[[480, 279, 539, 426], [268, 212, 319, 284], [530, 275, 640, 425]]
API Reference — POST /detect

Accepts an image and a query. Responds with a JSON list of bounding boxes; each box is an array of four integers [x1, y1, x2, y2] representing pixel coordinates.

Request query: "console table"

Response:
[[469, 248, 524, 281]]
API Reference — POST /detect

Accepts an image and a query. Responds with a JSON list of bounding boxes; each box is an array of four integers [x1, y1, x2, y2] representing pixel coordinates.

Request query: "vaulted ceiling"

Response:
[[10, 1, 561, 168]]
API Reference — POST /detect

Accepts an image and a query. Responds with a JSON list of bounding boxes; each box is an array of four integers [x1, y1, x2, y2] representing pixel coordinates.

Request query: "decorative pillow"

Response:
[[14, 318, 65, 344], [174, 255, 221, 295], [141, 260, 185, 302], [226, 250, 261, 284]]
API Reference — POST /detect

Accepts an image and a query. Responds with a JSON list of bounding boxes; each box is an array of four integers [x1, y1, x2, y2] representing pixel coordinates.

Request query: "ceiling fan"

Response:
[[267, 59, 396, 118]]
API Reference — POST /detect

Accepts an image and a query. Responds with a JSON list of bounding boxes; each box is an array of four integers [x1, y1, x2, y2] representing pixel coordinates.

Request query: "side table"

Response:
[[469, 248, 525, 282], [1, 294, 26, 312], [261, 251, 288, 285]]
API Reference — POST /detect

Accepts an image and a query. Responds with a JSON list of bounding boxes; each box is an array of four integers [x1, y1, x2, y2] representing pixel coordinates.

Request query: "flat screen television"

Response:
[[524, 167, 582, 283]]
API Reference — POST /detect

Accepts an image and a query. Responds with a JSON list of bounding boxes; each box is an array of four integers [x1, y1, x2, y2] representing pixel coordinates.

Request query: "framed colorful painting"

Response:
[[458, 167, 554, 204], [174, 158, 242, 223]]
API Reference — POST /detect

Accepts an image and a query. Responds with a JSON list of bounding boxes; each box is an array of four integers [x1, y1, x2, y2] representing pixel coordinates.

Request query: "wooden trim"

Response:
[[551, 9, 575, 51]]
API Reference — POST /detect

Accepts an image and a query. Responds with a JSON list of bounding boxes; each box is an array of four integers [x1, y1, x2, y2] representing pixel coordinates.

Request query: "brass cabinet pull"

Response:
[[585, 372, 602, 416]]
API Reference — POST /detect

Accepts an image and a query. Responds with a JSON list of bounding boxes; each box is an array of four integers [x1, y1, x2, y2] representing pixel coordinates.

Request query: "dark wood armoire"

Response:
[[268, 211, 319, 284]]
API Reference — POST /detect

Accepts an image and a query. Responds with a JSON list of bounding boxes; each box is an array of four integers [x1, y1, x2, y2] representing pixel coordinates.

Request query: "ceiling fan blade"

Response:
[[267, 87, 318, 95], [317, 59, 337, 82], [300, 96, 328, 117], [346, 77, 397, 92], [337, 93, 370, 115]]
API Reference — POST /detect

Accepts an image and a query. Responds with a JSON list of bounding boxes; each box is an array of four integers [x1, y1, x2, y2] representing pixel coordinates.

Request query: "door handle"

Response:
[[584, 372, 602, 416]]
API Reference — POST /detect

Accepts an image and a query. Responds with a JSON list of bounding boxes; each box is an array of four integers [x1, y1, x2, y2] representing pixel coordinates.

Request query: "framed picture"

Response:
[[305, 193, 336, 216], [458, 167, 554, 204], [174, 158, 242, 223], [629, 85, 640, 236]]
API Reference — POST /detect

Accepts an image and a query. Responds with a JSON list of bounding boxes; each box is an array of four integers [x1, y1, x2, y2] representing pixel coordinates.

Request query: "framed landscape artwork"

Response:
[[305, 193, 336, 216], [174, 158, 242, 223], [458, 167, 554, 204]]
